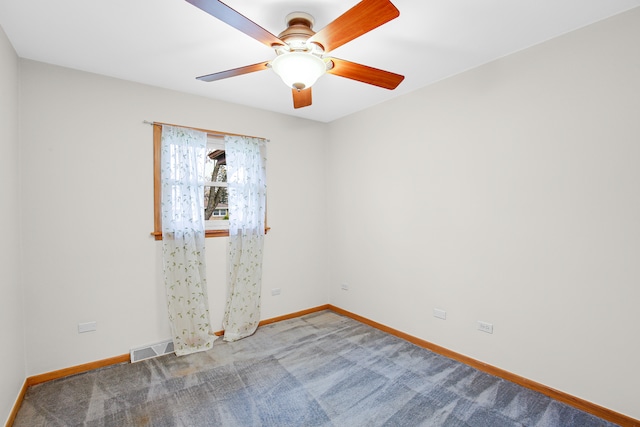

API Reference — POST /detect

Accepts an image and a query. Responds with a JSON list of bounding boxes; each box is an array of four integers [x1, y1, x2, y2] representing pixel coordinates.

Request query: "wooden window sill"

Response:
[[151, 228, 270, 241]]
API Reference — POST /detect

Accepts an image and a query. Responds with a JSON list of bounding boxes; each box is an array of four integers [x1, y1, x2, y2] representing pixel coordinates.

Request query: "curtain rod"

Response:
[[143, 120, 267, 141]]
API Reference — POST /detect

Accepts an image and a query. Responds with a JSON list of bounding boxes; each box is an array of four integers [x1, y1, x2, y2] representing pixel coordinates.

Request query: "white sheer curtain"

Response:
[[222, 135, 267, 342], [161, 125, 216, 355]]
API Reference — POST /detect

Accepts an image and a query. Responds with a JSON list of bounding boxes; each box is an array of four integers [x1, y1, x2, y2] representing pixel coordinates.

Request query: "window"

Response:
[[203, 138, 229, 231], [152, 123, 268, 240]]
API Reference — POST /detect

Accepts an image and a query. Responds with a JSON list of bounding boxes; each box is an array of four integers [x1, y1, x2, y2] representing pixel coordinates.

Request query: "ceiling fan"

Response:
[[185, 0, 405, 109]]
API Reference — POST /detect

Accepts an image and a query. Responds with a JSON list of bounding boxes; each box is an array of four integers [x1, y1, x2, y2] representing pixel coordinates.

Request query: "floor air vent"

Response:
[[130, 339, 174, 363]]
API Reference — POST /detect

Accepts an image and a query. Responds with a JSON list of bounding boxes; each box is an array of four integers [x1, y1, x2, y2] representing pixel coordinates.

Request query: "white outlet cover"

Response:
[[433, 309, 447, 320], [78, 321, 97, 333], [477, 321, 494, 334]]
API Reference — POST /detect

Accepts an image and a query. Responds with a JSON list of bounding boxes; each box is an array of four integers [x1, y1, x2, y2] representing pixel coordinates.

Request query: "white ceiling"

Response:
[[1, 0, 639, 122]]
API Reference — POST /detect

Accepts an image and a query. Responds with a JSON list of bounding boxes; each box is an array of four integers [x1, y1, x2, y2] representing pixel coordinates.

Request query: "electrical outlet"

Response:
[[433, 308, 446, 320], [477, 321, 493, 334], [78, 321, 97, 333], [341, 283, 349, 291], [271, 288, 281, 296]]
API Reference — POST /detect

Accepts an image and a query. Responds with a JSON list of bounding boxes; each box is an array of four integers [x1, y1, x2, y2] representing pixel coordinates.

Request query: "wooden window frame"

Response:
[[151, 123, 268, 241]]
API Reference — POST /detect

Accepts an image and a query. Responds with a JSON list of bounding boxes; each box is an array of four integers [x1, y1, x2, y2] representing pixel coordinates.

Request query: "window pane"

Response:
[[204, 186, 228, 220], [204, 149, 226, 183], [203, 146, 228, 223]]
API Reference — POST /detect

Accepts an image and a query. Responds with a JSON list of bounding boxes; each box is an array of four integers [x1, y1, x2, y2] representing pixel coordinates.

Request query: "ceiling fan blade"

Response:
[[292, 88, 312, 109], [185, 0, 284, 48], [327, 58, 404, 89], [196, 61, 270, 82], [308, 0, 399, 53]]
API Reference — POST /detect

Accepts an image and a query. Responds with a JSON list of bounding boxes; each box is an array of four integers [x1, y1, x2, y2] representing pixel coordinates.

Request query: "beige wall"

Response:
[[18, 60, 329, 377], [0, 25, 25, 426], [327, 8, 640, 419]]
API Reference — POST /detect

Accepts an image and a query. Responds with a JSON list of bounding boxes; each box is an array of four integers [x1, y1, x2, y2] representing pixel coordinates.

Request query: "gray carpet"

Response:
[[14, 310, 617, 426]]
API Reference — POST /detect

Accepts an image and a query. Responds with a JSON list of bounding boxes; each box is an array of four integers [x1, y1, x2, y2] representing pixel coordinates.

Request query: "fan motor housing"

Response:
[[278, 12, 318, 50]]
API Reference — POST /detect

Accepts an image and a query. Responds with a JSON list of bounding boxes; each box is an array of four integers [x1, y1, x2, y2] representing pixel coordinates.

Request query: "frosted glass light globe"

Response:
[[271, 52, 326, 90]]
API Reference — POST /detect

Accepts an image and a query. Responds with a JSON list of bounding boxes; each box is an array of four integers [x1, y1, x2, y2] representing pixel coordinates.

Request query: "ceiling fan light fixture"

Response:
[[186, 0, 404, 108], [271, 52, 327, 90]]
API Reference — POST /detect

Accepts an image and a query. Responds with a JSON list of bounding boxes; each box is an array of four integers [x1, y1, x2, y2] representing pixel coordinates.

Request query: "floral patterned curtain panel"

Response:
[[222, 135, 267, 342], [161, 125, 216, 355]]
